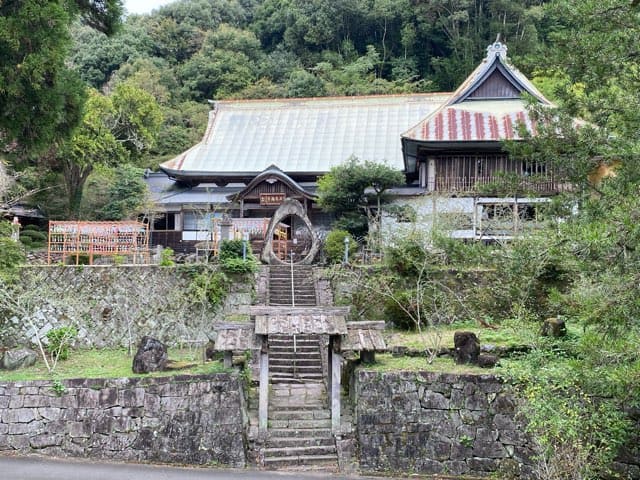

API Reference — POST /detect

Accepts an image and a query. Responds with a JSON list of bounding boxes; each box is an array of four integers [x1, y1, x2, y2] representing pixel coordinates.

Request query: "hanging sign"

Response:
[[260, 193, 286, 206]]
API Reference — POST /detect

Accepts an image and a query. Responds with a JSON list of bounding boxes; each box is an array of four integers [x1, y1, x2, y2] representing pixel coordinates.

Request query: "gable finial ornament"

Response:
[[486, 34, 508, 60]]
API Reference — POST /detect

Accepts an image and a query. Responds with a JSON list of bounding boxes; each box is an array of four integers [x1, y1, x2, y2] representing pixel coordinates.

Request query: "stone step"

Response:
[[263, 445, 336, 458], [269, 365, 322, 376], [270, 359, 320, 367], [269, 334, 319, 340], [268, 295, 316, 299], [268, 302, 317, 307], [262, 454, 337, 469], [269, 303, 317, 308], [270, 376, 324, 385], [269, 358, 322, 365], [269, 280, 315, 286], [269, 336, 320, 347], [269, 270, 314, 275], [269, 418, 332, 429], [269, 345, 320, 351], [268, 299, 317, 305], [269, 409, 330, 420], [268, 428, 333, 439], [269, 293, 316, 297], [269, 404, 328, 412], [269, 363, 322, 370], [266, 437, 335, 448], [269, 373, 324, 381], [269, 396, 327, 406], [270, 382, 327, 392]]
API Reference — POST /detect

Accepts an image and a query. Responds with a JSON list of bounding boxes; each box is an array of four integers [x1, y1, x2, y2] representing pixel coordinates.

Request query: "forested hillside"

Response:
[[69, 0, 549, 162], [2, 0, 550, 219]]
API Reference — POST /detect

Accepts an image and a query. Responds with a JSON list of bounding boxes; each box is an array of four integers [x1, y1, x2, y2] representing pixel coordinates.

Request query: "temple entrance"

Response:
[[267, 214, 313, 262], [261, 199, 320, 265]]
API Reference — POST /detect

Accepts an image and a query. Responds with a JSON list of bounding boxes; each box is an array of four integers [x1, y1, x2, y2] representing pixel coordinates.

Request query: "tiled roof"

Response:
[[403, 42, 551, 143], [160, 94, 448, 178], [342, 321, 386, 352], [251, 306, 350, 335], [403, 100, 537, 142]]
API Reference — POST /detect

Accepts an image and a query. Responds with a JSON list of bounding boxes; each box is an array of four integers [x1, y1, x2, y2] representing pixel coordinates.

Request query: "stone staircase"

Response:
[[263, 379, 337, 469], [256, 266, 338, 470], [268, 265, 316, 306], [261, 334, 337, 469], [268, 334, 323, 384]]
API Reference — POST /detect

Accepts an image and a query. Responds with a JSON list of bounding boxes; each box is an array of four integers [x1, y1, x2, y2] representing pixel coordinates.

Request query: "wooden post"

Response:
[[259, 337, 269, 434], [331, 337, 341, 433], [360, 350, 375, 364]]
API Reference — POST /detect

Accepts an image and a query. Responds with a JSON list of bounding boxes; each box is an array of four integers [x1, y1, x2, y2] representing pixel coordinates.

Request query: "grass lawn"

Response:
[[0, 348, 229, 382], [383, 319, 583, 351], [363, 353, 488, 374]]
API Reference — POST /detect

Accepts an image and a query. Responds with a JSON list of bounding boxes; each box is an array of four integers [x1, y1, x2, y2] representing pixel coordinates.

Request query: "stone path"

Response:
[[263, 335, 338, 469]]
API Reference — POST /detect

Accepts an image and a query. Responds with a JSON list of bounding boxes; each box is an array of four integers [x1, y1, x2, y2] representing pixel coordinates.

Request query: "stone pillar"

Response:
[[223, 351, 233, 369], [259, 337, 269, 433], [360, 350, 375, 364], [331, 337, 342, 433], [220, 215, 233, 241]]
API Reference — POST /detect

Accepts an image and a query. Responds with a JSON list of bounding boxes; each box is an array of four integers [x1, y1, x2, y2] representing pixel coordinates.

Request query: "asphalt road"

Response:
[[0, 455, 398, 480]]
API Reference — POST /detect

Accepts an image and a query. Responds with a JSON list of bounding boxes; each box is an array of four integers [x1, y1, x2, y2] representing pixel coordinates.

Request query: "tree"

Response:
[[59, 84, 161, 217], [179, 24, 263, 99], [497, 2, 640, 477], [0, 0, 123, 152], [317, 156, 404, 241], [99, 164, 149, 220]]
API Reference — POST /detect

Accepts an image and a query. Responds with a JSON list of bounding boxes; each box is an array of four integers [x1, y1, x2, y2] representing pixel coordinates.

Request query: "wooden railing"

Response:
[[434, 176, 571, 194]]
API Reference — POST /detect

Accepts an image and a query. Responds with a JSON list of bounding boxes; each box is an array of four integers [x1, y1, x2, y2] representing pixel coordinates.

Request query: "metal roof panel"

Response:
[[160, 95, 448, 176]]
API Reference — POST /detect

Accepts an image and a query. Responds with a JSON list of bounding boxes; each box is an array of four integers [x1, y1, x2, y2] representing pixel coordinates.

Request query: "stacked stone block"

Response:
[[355, 371, 536, 478], [0, 374, 246, 467]]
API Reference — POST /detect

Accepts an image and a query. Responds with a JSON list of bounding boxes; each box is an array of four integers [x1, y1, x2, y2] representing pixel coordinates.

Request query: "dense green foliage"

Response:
[[46, 326, 79, 361], [0, 0, 123, 152], [323, 229, 357, 264], [317, 157, 404, 238], [98, 164, 149, 220], [188, 267, 229, 308], [218, 239, 258, 274]]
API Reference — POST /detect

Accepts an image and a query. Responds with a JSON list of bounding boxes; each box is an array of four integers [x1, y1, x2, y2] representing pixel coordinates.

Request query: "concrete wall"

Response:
[[0, 374, 246, 467], [355, 370, 536, 478], [2, 266, 254, 349]]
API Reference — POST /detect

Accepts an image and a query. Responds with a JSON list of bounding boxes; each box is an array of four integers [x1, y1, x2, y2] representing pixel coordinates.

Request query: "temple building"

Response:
[[147, 41, 560, 254]]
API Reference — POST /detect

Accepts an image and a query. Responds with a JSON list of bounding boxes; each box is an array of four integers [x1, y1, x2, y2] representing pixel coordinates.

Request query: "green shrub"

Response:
[[46, 326, 78, 361], [383, 289, 417, 330], [160, 247, 175, 266], [332, 212, 368, 239], [0, 235, 26, 283], [189, 269, 229, 308], [221, 257, 258, 275], [219, 239, 245, 261], [22, 224, 43, 232], [324, 229, 357, 264], [20, 230, 48, 242], [19, 229, 46, 250], [384, 232, 430, 275]]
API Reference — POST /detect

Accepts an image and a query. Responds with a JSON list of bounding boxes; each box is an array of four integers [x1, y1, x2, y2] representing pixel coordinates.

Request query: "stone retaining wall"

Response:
[[355, 370, 535, 478], [0, 374, 246, 467], [2, 266, 254, 349]]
